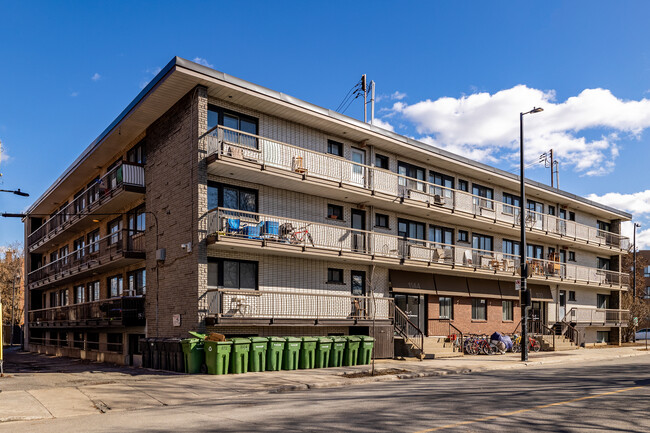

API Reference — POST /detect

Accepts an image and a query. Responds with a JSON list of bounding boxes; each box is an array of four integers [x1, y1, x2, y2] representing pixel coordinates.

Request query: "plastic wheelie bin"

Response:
[[181, 338, 205, 374], [230, 338, 251, 374], [357, 336, 375, 365], [299, 337, 318, 369], [343, 335, 361, 366], [249, 337, 268, 372], [315, 337, 333, 368], [266, 337, 285, 371], [329, 336, 346, 367], [282, 337, 301, 370], [204, 340, 232, 375], [140, 338, 150, 368]]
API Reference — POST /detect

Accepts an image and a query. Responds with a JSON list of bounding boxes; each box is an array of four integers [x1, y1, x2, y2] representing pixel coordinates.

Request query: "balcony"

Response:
[[205, 126, 629, 252], [563, 308, 629, 327], [28, 229, 146, 290], [28, 296, 146, 328], [28, 161, 145, 253], [207, 208, 630, 290], [204, 288, 393, 326]]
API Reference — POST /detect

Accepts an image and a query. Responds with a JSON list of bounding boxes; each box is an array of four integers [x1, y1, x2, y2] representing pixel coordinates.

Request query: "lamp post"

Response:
[[520, 107, 544, 362], [633, 222, 641, 342], [0, 189, 29, 197]]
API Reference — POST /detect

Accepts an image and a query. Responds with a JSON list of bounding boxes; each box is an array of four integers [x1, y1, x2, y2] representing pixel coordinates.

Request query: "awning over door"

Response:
[[467, 278, 502, 299], [390, 270, 435, 294], [529, 284, 554, 301], [434, 274, 470, 297], [499, 281, 520, 300]]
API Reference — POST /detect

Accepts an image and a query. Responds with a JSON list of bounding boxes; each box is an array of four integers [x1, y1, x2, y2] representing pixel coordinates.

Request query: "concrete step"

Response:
[[423, 350, 464, 359]]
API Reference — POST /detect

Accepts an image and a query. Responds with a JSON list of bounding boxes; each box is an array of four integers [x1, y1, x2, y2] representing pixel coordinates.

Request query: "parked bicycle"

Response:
[[280, 223, 315, 247], [511, 334, 541, 353]]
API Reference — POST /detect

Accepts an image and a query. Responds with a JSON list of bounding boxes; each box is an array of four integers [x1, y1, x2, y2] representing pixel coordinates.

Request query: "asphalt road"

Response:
[[4, 356, 649, 433]]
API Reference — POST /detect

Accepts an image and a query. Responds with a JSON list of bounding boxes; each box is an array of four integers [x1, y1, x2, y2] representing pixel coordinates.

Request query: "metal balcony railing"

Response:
[[208, 208, 630, 288], [563, 308, 630, 326], [206, 125, 629, 250], [205, 288, 393, 321], [27, 161, 145, 249], [27, 229, 145, 286], [28, 296, 145, 327]]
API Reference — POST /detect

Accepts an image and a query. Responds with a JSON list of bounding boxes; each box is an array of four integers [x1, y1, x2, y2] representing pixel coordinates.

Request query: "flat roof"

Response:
[[26, 56, 632, 220]]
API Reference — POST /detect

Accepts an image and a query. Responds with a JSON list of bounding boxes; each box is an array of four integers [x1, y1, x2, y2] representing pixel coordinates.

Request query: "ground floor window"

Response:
[[73, 332, 84, 349], [208, 258, 258, 290], [107, 333, 123, 353], [502, 300, 513, 321], [87, 332, 100, 351], [439, 296, 452, 319], [596, 331, 610, 344], [472, 298, 487, 321]]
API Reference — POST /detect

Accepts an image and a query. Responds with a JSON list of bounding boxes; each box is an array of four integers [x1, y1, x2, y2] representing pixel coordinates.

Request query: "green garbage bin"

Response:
[[357, 336, 375, 365], [299, 337, 318, 369], [343, 335, 362, 366], [249, 337, 268, 372], [266, 337, 285, 371], [230, 338, 251, 374], [282, 337, 301, 370], [329, 336, 346, 367], [181, 338, 205, 374], [315, 337, 333, 368], [204, 340, 232, 375]]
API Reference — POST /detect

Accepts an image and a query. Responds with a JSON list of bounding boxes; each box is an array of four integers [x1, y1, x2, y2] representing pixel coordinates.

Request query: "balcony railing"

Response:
[[205, 288, 393, 321], [28, 161, 145, 249], [28, 229, 145, 287], [208, 207, 629, 288], [28, 296, 145, 327], [563, 308, 629, 326], [206, 126, 629, 250]]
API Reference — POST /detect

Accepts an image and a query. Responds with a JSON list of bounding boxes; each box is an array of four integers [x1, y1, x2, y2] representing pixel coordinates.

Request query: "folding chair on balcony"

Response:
[[225, 218, 244, 236], [352, 299, 367, 318], [463, 249, 473, 266]]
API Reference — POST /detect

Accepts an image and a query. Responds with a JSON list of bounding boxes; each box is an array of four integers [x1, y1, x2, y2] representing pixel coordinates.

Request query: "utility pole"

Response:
[[362, 74, 367, 123], [550, 149, 554, 188], [370, 80, 375, 125]]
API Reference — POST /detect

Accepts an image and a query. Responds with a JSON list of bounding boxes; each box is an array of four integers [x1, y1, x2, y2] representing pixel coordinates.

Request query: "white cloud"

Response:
[[587, 189, 650, 248], [91, 73, 101, 81], [372, 118, 395, 132], [391, 91, 407, 100], [193, 57, 213, 68], [390, 85, 650, 175]]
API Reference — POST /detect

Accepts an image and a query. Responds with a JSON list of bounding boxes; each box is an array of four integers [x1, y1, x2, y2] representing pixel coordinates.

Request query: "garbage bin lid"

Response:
[[329, 336, 347, 342], [346, 335, 362, 341], [188, 331, 206, 339], [267, 336, 285, 342], [301, 336, 318, 342], [359, 336, 375, 342], [206, 340, 232, 346], [284, 336, 302, 342], [230, 337, 252, 344], [249, 337, 268, 343], [316, 337, 333, 343], [181, 338, 201, 344]]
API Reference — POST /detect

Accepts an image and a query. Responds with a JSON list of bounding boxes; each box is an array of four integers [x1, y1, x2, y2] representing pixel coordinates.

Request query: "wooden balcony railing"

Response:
[[28, 229, 145, 287], [206, 125, 629, 250], [563, 308, 629, 326], [208, 208, 629, 289], [28, 296, 145, 327], [205, 288, 393, 322], [27, 161, 145, 249]]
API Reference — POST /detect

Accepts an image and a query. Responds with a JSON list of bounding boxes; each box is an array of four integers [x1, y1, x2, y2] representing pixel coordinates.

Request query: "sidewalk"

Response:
[[1, 346, 648, 423]]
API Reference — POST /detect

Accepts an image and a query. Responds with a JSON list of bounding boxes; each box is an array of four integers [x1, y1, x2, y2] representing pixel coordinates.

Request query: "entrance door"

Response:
[[351, 209, 366, 252], [559, 290, 566, 321], [394, 294, 421, 335], [531, 301, 547, 324], [351, 148, 366, 187]]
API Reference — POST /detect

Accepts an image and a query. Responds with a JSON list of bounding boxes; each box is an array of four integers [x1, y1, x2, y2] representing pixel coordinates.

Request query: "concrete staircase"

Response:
[[536, 335, 579, 351], [394, 336, 464, 359]]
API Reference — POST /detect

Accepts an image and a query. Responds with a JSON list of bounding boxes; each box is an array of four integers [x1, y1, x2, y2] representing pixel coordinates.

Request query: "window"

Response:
[[87, 281, 100, 302], [59, 245, 69, 265], [208, 258, 258, 290], [74, 285, 85, 304], [644, 266, 650, 278], [49, 251, 58, 264], [458, 230, 469, 243], [472, 298, 487, 320], [49, 291, 58, 308], [327, 204, 344, 220], [327, 268, 344, 284], [398, 161, 425, 192], [107, 333, 123, 353], [351, 271, 366, 296], [569, 211, 575, 221], [472, 184, 494, 209], [60, 289, 69, 306], [375, 213, 389, 228], [548, 205, 556, 216], [597, 294, 609, 309], [87, 177, 100, 205], [87, 332, 100, 351], [568, 251, 576, 262], [596, 331, 609, 344], [398, 219, 425, 241], [458, 179, 469, 192], [502, 300, 513, 321], [597, 257, 611, 270], [375, 154, 389, 170], [73, 189, 86, 214], [472, 233, 493, 252], [73, 236, 85, 260], [127, 269, 146, 296], [127, 140, 146, 164], [527, 244, 544, 259], [128, 205, 146, 234], [429, 225, 453, 247], [502, 193, 520, 215], [439, 297, 453, 320], [207, 182, 258, 213], [568, 290, 576, 302], [527, 200, 543, 214], [108, 275, 123, 298], [207, 105, 258, 148], [58, 201, 69, 224], [108, 218, 122, 245], [87, 229, 100, 254], [429, 171, 454, 198], [327, 139, 343, 157], [502, 239, 521, 257]]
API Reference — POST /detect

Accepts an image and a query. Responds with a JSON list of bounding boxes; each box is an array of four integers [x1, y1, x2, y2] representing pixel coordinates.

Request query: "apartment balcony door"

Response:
[[350, 147, 366, 188], [351, 209, 366, 253], [559, 290, 567, 321]]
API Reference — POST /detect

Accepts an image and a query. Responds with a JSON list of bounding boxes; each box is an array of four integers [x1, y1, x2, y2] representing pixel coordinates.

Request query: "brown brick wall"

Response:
[[427, 295, 520, 336]]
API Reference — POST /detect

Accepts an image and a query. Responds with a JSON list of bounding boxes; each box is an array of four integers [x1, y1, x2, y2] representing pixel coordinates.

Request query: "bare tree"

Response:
[[0, 243, 25, 329], [621, 250, 650, 342]]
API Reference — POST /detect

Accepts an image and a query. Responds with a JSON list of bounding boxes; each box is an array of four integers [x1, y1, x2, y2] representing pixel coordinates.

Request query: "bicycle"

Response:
[[511, 334, 540, 353], [285, 223, 315, 247]]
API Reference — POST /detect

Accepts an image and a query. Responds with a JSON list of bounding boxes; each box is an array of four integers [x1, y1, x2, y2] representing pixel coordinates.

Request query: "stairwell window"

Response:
[[375, 213, 389, 229], [568, 290, 576, 302], [439, 297, 452, 320], [327, 268, 344, 284], [502, 300, 513, 321], [472, 298, 487, 321]]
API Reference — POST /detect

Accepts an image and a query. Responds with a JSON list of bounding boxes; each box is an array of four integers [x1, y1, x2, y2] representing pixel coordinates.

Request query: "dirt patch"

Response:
[[342, 368, 409, 378]]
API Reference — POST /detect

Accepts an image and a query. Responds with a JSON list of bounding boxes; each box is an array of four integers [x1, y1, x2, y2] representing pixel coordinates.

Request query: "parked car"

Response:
[[635, 329, 650, 340]]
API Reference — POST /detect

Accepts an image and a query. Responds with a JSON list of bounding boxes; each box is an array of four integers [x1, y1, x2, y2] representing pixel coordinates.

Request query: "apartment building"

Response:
[[23, 57, 631, 364]]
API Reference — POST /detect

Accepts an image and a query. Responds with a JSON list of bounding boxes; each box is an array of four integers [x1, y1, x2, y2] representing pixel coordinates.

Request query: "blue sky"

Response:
[[2, 1, 650, 247]]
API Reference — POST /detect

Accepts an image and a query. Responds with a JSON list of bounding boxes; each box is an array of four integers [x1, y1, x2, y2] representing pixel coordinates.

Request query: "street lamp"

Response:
[[633, 222, 641, 343], [0, 189, 29, 197], [520, 107, 544, 362]]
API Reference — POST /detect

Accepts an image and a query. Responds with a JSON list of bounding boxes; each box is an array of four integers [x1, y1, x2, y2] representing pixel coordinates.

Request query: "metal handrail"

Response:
[[206, 125, 629, 250], [560, 321, 580, 347], [563, 307, 630, 326], [394, 305, 424, 359], [29, 296, 145, 325]]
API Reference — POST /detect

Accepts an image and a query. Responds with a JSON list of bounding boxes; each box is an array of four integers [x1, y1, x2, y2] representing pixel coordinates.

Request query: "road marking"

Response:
[[412, 385, 645, 433]]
